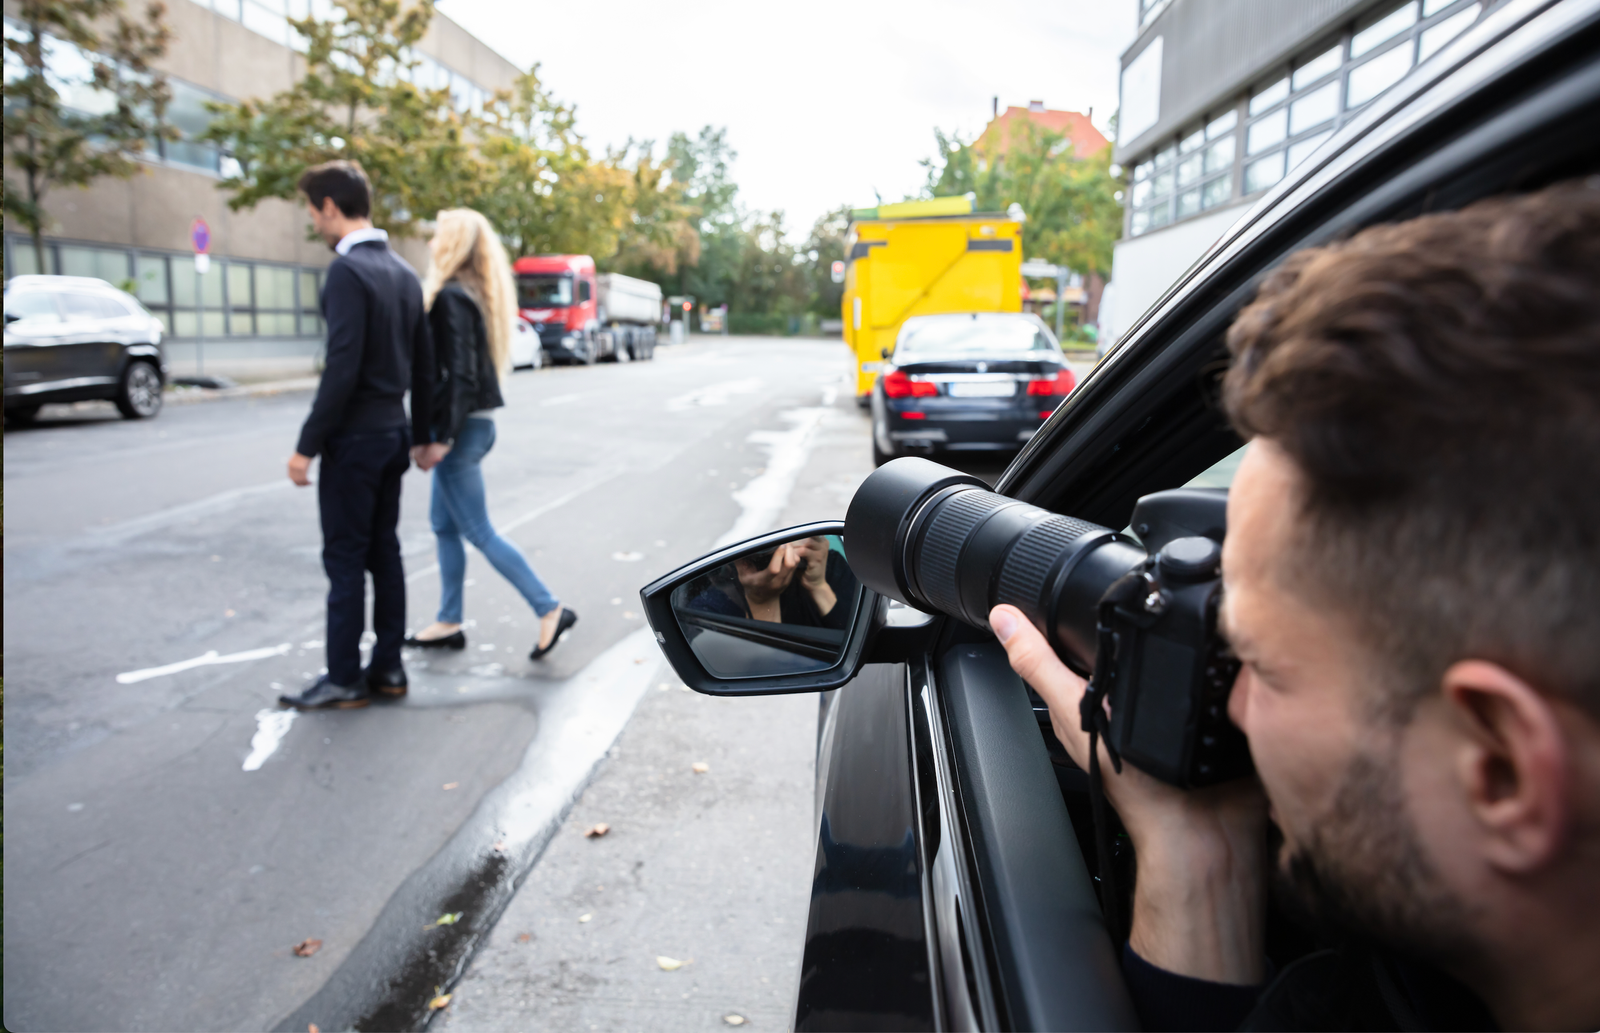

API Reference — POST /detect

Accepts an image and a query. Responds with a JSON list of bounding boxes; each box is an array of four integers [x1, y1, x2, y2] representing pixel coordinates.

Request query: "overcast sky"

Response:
[[437, 0, 1139, 239]]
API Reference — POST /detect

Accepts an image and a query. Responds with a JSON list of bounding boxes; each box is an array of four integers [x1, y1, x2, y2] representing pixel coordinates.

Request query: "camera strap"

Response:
[[1081, 576, 1142, 945]]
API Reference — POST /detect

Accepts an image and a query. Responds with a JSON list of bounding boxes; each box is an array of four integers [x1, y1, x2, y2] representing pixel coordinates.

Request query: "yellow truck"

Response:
[[842, 196, 1024, 403]]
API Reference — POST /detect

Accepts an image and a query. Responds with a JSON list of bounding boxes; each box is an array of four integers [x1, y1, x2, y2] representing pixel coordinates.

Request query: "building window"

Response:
[[1127, 0, 1485, 239]]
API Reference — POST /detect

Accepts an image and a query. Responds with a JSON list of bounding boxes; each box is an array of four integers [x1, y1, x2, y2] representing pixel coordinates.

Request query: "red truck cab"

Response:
[[512, 254, 599, 364]]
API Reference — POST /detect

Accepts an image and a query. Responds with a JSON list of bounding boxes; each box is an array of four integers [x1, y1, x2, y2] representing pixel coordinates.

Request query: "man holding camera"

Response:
[[991, 181, 1600, 1031]]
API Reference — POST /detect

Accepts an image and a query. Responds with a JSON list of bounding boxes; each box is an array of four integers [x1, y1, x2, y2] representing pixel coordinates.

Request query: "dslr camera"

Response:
[[846, 457, 1250, 789]]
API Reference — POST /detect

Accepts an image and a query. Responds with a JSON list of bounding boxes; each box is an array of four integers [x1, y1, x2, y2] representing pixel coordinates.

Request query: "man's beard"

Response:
[[1272, 743, 1480, 970]]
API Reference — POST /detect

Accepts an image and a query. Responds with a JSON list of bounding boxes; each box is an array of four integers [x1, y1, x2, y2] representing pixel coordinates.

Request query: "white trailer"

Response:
[[595, 273, 663, 361]]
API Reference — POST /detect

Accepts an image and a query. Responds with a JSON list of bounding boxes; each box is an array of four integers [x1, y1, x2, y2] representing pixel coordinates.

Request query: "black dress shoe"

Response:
[[364, 666, 408, 698], [403, 629, 467, 650], [279, 674, 369, 710], [529, 607, 578, 660]]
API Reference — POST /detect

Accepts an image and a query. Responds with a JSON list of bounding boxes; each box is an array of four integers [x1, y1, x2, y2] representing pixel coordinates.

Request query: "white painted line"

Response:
[[116, 643, 292, 684], [715, 397, 830, 548], [539, 393, 584, 407], [665, 377, 765, 412], [243, 708, 296, 771]]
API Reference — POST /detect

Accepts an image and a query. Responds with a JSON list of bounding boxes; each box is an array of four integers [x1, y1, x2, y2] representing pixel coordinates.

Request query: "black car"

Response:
[[644, 0, 1599, 1027], [3, 275, 168, 422], [871, 312, 1075, 468]]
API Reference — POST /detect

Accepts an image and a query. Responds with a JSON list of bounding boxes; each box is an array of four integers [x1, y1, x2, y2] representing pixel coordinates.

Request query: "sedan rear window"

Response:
[[897, 318, 1056, 358]]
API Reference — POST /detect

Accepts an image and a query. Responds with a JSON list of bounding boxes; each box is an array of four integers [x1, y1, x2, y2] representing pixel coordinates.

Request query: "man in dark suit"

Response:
[[279, 161, 443, 710]]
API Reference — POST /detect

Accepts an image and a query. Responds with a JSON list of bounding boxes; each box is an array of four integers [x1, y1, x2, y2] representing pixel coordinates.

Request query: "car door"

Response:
[[57, 292, 131, 390], [4, 290, 69, 401]]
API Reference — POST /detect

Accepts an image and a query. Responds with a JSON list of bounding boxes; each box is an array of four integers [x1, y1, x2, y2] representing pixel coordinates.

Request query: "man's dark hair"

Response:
[[297, 160, 372, 219], [1223, 179, 1600, 720]]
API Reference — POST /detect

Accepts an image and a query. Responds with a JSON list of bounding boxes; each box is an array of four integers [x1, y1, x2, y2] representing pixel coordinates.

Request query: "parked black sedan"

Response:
[[4, 275, 168, 422], [645, 0, 1600, 1027], [870, 312, 1075, 467]]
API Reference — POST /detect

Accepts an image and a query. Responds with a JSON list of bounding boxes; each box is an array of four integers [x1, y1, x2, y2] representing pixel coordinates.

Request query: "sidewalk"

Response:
[[165, 374, 321, 405]]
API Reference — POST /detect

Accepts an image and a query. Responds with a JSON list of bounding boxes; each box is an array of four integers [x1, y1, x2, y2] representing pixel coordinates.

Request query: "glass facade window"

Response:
[[135, 255, 169, 305], [1351, 3, 1418, 56], [58, 245, 130, 285], [1292, 45, 1342, 89], [1245, 152, 1286, 193], [1249, 77, 1289, 114], [1290, 80, 1339, 134], [1247, 107, 1287, 154], [1123, 0, 1485, 240]]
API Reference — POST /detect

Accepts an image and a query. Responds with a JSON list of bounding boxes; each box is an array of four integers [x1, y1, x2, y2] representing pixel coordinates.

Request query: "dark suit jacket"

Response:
[[295, 239, 434, 458]]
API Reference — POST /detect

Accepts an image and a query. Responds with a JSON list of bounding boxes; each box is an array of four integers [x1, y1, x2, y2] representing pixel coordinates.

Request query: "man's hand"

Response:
[[410, 442, 451, 471], [287, 453, 313, 486], [990, 603, 1269, 984], [735, 545, 800, 620], [793, 536, 838, 616]]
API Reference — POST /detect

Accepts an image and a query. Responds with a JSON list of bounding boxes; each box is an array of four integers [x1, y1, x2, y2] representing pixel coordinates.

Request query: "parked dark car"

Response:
[[645, 0, 1600, 1027], [871, 312, 1075, 467], [3, 275, 168, 422]]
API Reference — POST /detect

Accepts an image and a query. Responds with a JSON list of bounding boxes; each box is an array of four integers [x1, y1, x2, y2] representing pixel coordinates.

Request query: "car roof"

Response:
[[5, 274, 124, 294]]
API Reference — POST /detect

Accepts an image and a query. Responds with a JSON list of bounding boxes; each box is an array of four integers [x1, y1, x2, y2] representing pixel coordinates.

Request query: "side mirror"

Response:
[[880, 347, 891, 360], [641, 522, 884, 695]]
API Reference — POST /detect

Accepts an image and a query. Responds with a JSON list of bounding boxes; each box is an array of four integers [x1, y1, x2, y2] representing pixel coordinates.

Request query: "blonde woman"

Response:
[[404, 209, 578, 659]]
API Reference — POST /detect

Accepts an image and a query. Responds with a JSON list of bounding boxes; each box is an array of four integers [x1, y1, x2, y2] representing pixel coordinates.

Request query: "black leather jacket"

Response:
[[428, 282, 504, 444]]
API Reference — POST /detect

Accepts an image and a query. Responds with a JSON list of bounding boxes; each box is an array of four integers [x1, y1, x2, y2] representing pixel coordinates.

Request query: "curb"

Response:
[[165, 375, 321, 405]]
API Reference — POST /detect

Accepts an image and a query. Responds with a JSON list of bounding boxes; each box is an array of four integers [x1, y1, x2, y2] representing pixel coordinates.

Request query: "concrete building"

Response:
[[1103, 0, 1494, 345], [2, 0, 520, 377]]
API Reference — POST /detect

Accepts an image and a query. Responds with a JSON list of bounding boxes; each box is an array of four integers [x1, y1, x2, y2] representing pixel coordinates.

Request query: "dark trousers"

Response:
[[317, 428, 411, 685]]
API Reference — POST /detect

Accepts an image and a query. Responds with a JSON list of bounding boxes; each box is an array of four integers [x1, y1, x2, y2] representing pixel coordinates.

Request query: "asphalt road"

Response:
[[3, 337, 1087, 1031]]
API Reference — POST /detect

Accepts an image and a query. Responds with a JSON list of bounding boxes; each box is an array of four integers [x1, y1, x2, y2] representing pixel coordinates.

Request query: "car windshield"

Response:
[[517, 274, 573, 308], [897, 318, 1056, 357]]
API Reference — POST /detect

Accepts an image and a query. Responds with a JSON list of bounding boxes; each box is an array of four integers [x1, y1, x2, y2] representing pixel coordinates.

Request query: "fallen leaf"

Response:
[[309, 1025, 320, 1033], [578, 913, 592, 923], [292, 938, 322, 957], [516, 932, 531, 943], [428, 994, 452, 1011], [633, 658, 645, 664], [724, 1016, 747, 1026], [584, 823, 610, 838], [225, 609, 236, 617], [492, 840, 506, 852], [656, 955, 688, 971], [442, 782, 460, 790], [622, 610, 638, 619], [428, 912, 463, 928], [692, 762, 710, 774]]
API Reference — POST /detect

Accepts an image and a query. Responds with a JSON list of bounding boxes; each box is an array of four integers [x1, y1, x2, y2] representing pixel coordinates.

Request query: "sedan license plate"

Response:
[[948, 380, 1016, 398]]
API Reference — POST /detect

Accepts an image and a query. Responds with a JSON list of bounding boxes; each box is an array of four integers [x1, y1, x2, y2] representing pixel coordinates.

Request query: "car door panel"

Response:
[[797, 662, 935, 1032], [937, 644, 1138, 1031]]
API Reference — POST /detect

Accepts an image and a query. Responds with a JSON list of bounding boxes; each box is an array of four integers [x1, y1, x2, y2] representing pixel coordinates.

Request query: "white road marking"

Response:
[[117, 643, 292, 684], [89, 479, 297, 545], [242, 708, 296, 771], [539, 393, 584, 407], [715, 395, 831, 548], [665, 378, 765, 412]]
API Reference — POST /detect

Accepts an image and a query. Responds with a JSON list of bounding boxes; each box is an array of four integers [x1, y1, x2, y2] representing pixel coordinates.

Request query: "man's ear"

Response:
[[1441, 660, 1570, 873]]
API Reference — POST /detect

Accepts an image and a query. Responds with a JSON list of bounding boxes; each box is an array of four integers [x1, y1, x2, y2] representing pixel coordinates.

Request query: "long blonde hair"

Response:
[[423, 208, 517, 377]]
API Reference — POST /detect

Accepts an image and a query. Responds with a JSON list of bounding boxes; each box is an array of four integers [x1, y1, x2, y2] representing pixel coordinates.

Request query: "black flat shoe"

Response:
[[403, 629, 466, 650], [280, 674, 370, 710], [529, 608, 578, 660], [363, 666, 408, 698]]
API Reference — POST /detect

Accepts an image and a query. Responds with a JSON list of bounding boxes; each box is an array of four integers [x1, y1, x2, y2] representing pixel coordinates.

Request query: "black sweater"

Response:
[[295, 240, 434, 457], [427, 282, 505, 444]]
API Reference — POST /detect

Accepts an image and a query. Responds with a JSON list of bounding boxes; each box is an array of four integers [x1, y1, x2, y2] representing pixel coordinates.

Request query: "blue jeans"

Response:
[[430, 417, 560, 622]]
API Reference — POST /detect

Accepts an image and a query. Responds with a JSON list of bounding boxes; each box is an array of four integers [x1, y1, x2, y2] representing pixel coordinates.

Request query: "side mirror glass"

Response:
[[642, 522, 877, 695]]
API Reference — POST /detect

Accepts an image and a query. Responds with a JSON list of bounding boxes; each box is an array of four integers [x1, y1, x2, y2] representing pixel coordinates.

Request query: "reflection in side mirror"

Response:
[[670, 532, 861, 678], [641, 520, 881, 696]]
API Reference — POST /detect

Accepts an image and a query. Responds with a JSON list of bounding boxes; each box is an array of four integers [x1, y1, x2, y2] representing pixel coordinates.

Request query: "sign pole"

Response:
[[191, 218, 212, 379], [1056, 268, 1069, 341]]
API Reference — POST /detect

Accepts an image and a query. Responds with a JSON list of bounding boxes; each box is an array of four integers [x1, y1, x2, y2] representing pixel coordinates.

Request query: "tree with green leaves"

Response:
[[922, 120, 1123, 278], [203, 0, 479, 236], [2, 0, 174, 271], [800, 205, 851, 318]]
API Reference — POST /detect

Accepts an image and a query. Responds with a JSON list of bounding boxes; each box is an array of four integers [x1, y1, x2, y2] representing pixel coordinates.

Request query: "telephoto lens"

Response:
[[844, 457, 1145, 671], [846, 457, 1248, 788]]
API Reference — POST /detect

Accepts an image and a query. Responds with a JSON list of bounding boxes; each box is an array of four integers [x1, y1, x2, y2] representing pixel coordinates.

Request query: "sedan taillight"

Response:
[[1026, 368, 1076, 396], [882, 370, 937, 398]]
